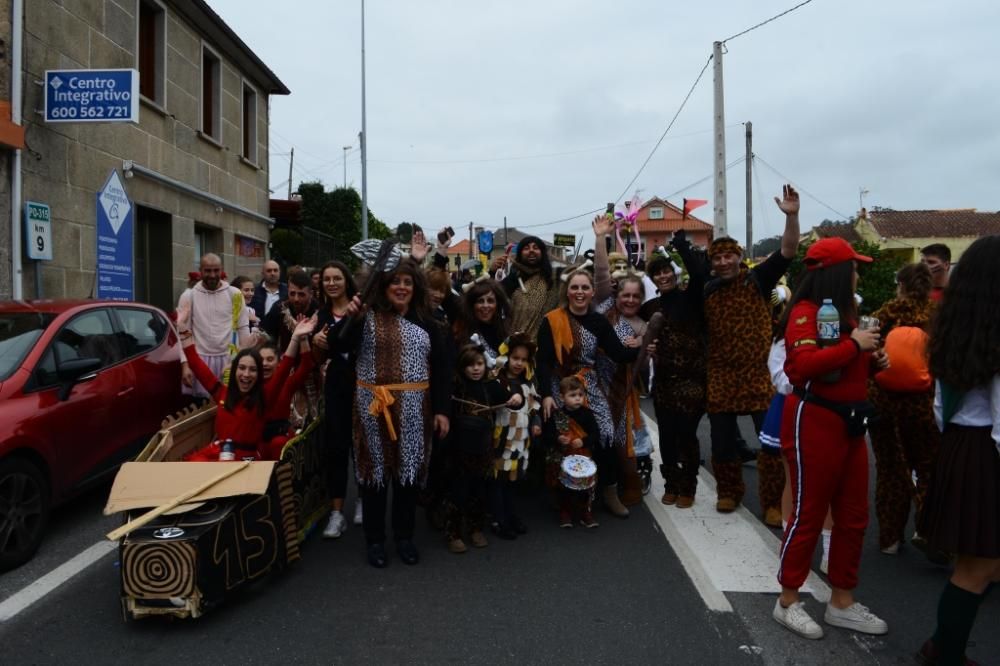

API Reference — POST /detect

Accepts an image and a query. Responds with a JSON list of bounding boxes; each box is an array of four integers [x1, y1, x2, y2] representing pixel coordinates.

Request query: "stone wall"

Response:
[[17, 0, 275, 305]]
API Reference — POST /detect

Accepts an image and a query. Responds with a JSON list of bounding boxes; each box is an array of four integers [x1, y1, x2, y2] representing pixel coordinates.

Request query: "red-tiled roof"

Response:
[[635, 197, 712, 233], [867, 209, 1000, 239], [445, 239, 473, 256]]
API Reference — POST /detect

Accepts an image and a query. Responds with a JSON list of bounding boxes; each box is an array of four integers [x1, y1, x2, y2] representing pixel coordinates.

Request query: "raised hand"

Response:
[[409, 228, 430, 262], [592, 214, 613, 238], [774, 184, 800, 216]]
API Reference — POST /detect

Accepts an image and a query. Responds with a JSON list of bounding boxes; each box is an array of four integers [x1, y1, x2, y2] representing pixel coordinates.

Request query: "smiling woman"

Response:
[[326, 258, 451, 569]]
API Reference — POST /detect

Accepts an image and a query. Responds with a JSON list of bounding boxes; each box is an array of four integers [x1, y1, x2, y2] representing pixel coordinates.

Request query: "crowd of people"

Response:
[[169, 187, 998, 665]]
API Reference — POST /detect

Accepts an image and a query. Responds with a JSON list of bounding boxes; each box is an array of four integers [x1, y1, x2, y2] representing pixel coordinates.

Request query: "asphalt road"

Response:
[[0, 406, 997, 665]]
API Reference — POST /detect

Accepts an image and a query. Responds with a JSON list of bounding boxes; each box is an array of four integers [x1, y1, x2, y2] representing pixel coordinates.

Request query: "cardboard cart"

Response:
[[104, 404, 330, 620]]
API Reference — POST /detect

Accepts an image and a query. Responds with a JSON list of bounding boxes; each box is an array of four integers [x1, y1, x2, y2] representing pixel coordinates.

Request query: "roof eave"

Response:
[[176, 0, 291, 95]]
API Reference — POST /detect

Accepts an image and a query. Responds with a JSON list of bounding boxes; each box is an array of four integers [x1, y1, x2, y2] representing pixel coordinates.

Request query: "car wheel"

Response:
[[0, 458, 51, 571]]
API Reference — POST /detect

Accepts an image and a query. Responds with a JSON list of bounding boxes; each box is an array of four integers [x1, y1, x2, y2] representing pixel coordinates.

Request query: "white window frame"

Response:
[[134, 0, 168, 109], [241, 79, 259, 165], [649, 207, 664, 220], [199, 42, 223, 143]]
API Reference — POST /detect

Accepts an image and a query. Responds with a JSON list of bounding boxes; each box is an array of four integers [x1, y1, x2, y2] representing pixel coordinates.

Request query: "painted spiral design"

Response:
[[122, 541, 196, 599]]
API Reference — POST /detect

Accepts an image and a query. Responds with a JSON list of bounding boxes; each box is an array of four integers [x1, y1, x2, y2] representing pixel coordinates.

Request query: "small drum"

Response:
[[559, 454, 597, 491]]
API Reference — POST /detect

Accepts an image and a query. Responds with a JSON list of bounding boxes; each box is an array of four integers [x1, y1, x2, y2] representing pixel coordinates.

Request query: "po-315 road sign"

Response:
[[96, 169, 134, 301], [44, 69, 139, 124], [24, 201, 52, 260]]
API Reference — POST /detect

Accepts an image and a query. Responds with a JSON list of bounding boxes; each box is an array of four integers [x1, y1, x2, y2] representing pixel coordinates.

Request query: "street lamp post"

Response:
[[342, 145, 351, 188], [360, 0, 369, 240]]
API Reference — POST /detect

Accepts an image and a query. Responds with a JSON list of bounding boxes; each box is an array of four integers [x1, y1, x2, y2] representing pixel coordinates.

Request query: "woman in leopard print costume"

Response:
[[536, 269, 641, 519], [867, 262, 939, 554], [332, 259, 451, 569]]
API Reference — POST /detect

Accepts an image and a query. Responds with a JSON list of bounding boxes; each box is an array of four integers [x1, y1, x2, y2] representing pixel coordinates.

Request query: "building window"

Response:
[[242, 82, 258, 163], [649, 207, 664, 220], [137, 0, 166, 105], [201, 45, 222, 141], [194, 224, 222, 270]]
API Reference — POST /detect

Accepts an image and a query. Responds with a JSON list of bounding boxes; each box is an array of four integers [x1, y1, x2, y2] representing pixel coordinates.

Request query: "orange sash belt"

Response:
[[357, 380, 430, 442]]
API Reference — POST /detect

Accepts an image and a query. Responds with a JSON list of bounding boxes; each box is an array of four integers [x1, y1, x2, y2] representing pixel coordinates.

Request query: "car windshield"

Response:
[[0, 312, 56, 380]]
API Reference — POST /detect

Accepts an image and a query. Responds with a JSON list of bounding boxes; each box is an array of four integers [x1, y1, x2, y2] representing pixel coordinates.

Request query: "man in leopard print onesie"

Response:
[[704, 185, 800, 513]]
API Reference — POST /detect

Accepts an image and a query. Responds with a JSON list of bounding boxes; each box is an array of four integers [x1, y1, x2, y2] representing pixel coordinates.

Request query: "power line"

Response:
[[614, 54, 715, 204], [665, 156, 745, 199], [753, 153, 851, 219], [721, 0, 817, 44]]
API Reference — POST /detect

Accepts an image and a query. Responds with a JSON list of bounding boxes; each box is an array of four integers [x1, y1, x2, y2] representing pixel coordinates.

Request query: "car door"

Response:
[[27, 308, 137, 496], [111, 306, 184, 449]]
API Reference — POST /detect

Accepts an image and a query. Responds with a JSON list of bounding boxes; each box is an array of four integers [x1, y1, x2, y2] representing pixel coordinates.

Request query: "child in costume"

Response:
[[490, 333, 542, 539], [446, 345, 521, 553], [550, 376, 601, 528]]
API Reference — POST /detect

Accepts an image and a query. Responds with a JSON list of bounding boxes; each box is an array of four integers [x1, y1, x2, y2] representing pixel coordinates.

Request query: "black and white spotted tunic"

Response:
[[352, 310, 449, 487]]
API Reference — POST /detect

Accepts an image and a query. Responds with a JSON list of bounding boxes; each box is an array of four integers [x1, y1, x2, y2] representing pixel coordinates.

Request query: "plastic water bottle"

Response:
[[817, 299, 841, 382], [218, 439, 235, 461]]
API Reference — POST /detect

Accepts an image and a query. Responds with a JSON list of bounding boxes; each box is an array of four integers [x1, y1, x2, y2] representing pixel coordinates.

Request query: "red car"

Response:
[[0, 300, 188, 570]]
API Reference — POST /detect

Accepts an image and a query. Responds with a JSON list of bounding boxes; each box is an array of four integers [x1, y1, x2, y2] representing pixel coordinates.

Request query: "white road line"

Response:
[[642, 413, 831, 612], [0, 540, 117, 622]]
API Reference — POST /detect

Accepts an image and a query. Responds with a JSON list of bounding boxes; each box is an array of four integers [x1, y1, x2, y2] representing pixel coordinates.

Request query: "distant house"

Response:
[[634, 197, 713, 260], [806, 208, 1000, 263]]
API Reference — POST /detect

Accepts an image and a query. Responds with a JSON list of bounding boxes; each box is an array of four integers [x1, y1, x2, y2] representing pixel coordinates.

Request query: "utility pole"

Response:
[[503, 215, 508, 247], [745, 121, 753, 256], [468, 222, 474, 260], [287, 147, 294, 199], [342, 145, 351, 188], [712, 41, 728, 237], [360, 0, 369, 240]]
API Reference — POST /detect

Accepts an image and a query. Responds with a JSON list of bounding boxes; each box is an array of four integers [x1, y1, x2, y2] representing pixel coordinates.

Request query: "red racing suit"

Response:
[[777, 301, 873, 591]]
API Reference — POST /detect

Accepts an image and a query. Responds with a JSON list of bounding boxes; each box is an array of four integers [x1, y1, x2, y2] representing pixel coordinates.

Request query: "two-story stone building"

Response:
[[2, 0, 288, 311]]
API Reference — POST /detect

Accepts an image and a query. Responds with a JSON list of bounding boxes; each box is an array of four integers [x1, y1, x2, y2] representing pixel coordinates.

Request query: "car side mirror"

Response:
[[56, 357, 102, 401]]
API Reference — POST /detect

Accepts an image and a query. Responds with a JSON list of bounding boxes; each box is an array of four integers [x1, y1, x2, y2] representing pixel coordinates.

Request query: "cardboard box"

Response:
[[106, 462, 299, 620]]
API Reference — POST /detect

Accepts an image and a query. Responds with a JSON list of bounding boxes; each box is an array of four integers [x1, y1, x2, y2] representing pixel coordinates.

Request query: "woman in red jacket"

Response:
[[181, 318, 315, 461], [772, 238, 889, 640]]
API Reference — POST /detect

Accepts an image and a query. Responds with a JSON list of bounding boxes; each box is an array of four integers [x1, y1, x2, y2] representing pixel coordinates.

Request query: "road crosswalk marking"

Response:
[[642, 412, 831, 611]]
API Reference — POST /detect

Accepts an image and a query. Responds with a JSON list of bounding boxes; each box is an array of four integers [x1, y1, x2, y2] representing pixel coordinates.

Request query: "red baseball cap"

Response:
[[804, 238, 872, 271]]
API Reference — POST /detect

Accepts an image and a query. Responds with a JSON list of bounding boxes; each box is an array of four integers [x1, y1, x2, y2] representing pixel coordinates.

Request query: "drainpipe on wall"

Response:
[[10, 0, 24, 299]]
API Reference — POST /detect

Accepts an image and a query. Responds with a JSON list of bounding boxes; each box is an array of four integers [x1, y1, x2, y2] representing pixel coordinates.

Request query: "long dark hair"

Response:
[[459, 279, 510, 340], [777, 260, 858, 339], [928, 235, 1000, 391], [224, 348, 265, 414], [372, 258, 432, 322], [319, 260, 358, 309], [515, 236, 554, 288]]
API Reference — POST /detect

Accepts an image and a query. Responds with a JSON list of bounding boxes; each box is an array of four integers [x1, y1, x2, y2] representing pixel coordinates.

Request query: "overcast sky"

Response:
[[211, 0, 1000, 249]]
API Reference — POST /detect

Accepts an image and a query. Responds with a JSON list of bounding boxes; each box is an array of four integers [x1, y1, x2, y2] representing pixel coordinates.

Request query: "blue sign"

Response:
[[44, 69, 139, 124], [96, 170, 134, 301], [477, 229, 494, 254]]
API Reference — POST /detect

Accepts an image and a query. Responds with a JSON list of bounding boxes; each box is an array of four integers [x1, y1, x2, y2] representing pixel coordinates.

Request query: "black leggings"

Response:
[[593, 445, 620, 488], [361, 479, 418, 545], [489, 478, 516, 527], [654, 405, 703, 469], [708, 411, 765, 462], [325, 397, 352, 501]]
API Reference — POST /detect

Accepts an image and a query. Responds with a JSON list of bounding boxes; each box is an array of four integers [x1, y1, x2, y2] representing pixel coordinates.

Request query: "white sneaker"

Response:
[[824, 602, 888, 635], [820, 554, 829, 575], [323, 510, 347, 539], [880, 541, 899, 555], [353, 500, 364, 525], [773, 599, 824, 639]]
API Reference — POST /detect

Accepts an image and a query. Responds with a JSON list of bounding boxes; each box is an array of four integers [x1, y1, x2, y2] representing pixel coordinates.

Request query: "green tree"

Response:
[[295, 182, 390, 266]]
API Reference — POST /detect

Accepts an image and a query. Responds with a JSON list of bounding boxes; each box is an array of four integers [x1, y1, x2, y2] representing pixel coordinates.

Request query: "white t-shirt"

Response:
[[934, 375, 1000, 452]]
